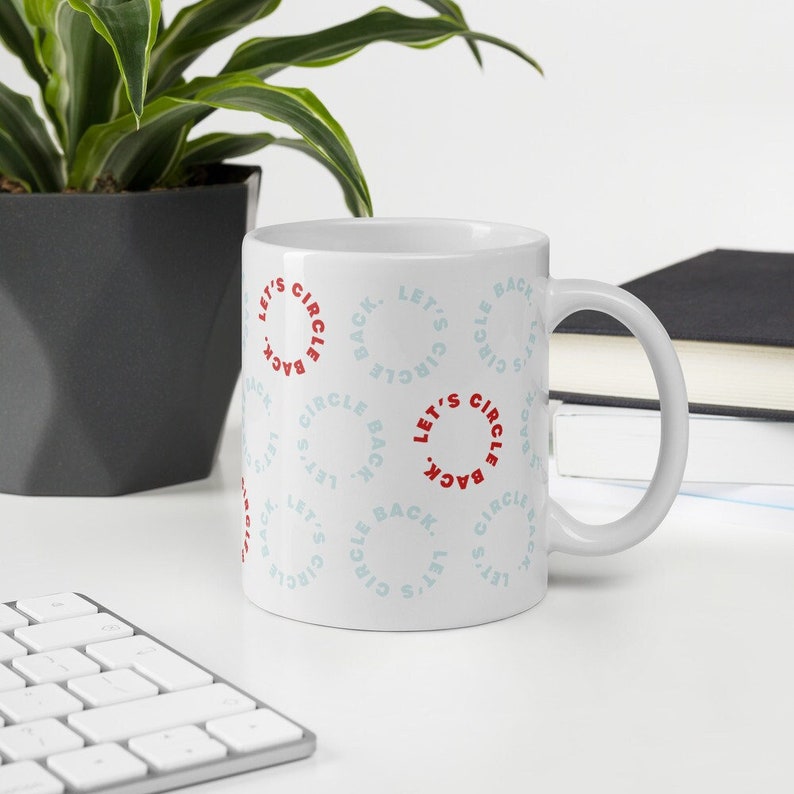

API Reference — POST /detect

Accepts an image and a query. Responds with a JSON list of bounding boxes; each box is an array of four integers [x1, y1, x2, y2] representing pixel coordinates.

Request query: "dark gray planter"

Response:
[[0, 165, 259, 496]]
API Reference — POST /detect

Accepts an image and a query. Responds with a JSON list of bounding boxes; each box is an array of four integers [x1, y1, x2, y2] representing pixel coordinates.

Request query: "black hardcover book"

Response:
[[550, 249, 794, 419]]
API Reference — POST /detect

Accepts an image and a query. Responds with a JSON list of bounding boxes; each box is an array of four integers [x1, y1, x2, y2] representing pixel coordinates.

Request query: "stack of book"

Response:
[[550, 249, 794, 486]]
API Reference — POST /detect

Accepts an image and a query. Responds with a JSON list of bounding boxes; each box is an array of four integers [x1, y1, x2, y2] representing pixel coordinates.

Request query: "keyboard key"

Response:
[[0, 760, 64, 794], [13, 649, 100, 685], [0, 665, 25, 693], [68, 683, 255, 743], [0, 718, 84, 761], [206, 708, 304, 753], [47, 743, 147, 792], [0, 684, 84, 724], [67, 669, 158, 708], [128, 726, 227, 772], [15, 595, 97, 624], [0, 635, 27, 663], [0, 594, 314, 793], [87, 636, 212, 692], [14, 614, 132, 653], [0, 606, 28, 633]]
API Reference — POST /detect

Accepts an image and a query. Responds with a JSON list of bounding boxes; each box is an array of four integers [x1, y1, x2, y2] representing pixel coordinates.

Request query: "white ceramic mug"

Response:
[[241, 219, 688, 630]]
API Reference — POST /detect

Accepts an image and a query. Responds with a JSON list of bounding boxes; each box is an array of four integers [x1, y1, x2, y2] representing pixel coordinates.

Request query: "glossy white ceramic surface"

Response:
[[241, 219, 687, 630]]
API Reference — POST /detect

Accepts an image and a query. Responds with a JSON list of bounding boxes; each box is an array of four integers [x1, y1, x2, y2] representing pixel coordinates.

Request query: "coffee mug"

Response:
[[240, 219, 688, 630]]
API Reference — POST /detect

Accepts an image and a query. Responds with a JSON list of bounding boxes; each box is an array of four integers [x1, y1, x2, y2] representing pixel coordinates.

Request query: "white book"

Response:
[[553, 403, 794, 485]]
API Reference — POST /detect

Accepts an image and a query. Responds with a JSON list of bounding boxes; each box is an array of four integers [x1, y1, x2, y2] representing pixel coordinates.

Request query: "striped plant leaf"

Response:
[[68, 74, 372, 215], [222, 7, 542, 79], [148, 0, 281, 96], [180, 132, 369, 216], [416, 0, 481, 65], [0, 0, 48, 86], [0, 82, 65, 191], [0, 130, 34, 192], [66, 0, 160, 123], [24, 1, 124, 161], [67, 96, 196, 191], [181, 131, 276, 167], [265, 137, 370, 217]]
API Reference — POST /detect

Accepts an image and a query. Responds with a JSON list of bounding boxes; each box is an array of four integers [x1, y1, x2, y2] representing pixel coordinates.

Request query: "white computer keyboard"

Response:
[[0, 593, 314, 793]]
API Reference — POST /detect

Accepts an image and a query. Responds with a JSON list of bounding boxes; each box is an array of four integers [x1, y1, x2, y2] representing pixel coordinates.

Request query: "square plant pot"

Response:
[[0, 165, 260, 495]]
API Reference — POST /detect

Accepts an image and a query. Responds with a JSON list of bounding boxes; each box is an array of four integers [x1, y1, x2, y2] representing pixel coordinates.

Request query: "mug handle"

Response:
[[546, 279, 689, 555]]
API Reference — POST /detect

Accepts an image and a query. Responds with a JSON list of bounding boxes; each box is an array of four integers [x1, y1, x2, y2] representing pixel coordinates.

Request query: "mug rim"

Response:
[[246, 217, 549, 257]]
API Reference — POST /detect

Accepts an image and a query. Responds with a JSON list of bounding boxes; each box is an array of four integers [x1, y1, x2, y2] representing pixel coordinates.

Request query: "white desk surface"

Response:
[[2, 394, 793, 793]]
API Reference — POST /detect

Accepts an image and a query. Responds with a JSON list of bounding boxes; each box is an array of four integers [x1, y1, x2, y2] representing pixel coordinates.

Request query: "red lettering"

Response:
[[412, 394, 503, 485], [257, 277, 325, 375], [241, 478, 251, 563], [424, 459, 442, 480]]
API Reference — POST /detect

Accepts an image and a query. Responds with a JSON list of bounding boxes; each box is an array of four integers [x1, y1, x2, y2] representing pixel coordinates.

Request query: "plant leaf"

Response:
[[24, 1, 124, 161], [0, 0, 48, 86], [0, 82, 65, 191], [148, 0, 281, 97], [415, 0, 481, 65], [66, 0, 160, 124], [68, 97, 195, 191], [267, 137, 370, 217], [69, 74, 372, 215], [180, 132, 369, 216], [222, 7, 542, 79], [0, 130, 35, 192], [182, 76, 372, 215], [181, 131, 276, 167]]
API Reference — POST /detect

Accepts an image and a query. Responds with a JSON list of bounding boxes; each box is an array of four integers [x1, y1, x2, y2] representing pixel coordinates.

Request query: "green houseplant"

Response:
[[0, 0, 540, 496]]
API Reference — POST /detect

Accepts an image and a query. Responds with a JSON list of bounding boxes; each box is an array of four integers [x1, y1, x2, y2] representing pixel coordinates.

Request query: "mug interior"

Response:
[[249, 218, 548, 256]]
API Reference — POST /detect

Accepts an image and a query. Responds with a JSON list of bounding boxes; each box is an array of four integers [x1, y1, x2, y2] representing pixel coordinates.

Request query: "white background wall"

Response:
[[3, 0, 794, 284]]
